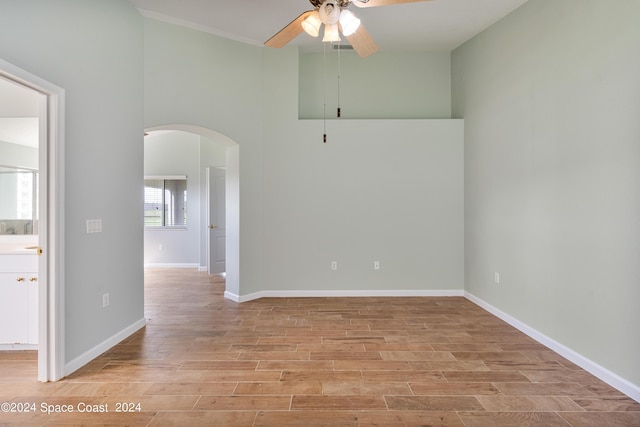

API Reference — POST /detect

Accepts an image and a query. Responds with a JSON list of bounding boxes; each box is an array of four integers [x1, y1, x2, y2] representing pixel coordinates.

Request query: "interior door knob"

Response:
[[209, 224, 217, 229]]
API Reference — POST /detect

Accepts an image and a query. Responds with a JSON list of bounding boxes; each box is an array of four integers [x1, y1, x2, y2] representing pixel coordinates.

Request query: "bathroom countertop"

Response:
[[0, 239, 39, 255]]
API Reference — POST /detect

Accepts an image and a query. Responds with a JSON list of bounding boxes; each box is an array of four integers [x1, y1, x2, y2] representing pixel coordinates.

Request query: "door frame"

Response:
[[0, 59, 65, 382]]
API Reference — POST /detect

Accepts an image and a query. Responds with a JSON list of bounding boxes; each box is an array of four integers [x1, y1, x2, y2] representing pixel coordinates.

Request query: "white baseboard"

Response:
[[144, 263, 200, 269], [224, 289, 465, 303], [64, 318, 146, 377], [0, 343, 38, 351], [198, 266, 207, 272], [465, 292, 640, 403], [224, 290, 241, 302]]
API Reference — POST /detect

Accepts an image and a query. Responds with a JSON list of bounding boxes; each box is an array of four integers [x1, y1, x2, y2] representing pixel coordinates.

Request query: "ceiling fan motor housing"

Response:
[[319, 1, 341, 25], [310, 0, 350, 8]]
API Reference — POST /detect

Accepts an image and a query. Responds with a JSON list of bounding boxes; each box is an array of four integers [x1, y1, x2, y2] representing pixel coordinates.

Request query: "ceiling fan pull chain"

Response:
[[337, 42, 341, 118], [323, 41, 328, 143]]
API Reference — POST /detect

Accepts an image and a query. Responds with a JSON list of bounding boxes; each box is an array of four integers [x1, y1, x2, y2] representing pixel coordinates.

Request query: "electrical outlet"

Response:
[[331, 261, 338, 271], [102, 293, 110, 308], [374, 261, 380, 270], [494, 272, 500, 284]]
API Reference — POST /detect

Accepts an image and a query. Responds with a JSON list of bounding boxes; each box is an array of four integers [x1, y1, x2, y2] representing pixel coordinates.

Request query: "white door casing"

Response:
[[0, 59, 65, 382]]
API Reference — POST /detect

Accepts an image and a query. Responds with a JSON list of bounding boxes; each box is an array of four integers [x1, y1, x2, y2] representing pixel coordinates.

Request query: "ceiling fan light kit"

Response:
[[339, 10, 360, 36], [322, 23, 341, 42], [301, 11, 322, 37], [266, 0, 432, 57], [303, 4, 361, 41]]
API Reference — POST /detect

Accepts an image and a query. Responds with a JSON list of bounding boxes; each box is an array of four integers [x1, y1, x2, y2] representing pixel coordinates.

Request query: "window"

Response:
[[144, 176, 187, 228], [0, 166, 38, 235], [16, 169, 38, 220]]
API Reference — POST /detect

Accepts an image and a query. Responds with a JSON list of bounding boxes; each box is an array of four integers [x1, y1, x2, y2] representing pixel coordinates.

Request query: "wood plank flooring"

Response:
[[1, 268, 638, 426]]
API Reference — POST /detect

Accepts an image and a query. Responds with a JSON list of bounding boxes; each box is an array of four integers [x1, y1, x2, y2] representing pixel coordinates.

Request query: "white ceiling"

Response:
[[128, 0, 529, 53]]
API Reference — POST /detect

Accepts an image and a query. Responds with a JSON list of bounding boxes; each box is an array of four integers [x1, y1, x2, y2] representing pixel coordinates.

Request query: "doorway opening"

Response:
[[143, 125, 239, 296], [0, 59, 65, 382]]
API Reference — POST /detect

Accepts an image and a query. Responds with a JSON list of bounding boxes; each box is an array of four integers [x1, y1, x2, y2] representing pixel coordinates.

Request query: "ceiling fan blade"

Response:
[[351, 0, 432, 8], [344, 23, 379, 58], [265, 10, 315, 48]]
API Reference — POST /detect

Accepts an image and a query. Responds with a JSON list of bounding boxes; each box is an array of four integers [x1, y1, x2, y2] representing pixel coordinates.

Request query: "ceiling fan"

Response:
[[264, 0, 432, 58]]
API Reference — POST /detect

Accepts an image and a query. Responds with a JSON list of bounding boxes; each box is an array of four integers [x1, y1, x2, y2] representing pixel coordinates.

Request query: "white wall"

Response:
[[0, 0, 144, 366], [453, 0, 640, 389]]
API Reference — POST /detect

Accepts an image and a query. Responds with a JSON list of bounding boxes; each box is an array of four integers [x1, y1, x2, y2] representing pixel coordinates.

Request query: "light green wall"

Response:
[[299, 51, 451, 119], [143, 19, 263, 144], [259, 118, 464, 293], [453, 0, 640, 386], [144, 21, 464, 297], [144, 18, 265, 294], [0, 0, 144, 363], [263, 42, 463, 294]]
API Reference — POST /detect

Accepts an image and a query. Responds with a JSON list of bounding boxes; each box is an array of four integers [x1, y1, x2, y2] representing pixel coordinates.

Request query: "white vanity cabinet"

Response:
[[0, 254, 38, 348]]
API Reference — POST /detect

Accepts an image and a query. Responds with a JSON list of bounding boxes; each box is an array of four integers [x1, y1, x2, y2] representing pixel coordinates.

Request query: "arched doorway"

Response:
[[143, 124, 239, 297]]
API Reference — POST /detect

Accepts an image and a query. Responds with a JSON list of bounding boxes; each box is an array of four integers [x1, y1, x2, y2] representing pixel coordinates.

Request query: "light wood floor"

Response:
[[1, 268, 639, 426]]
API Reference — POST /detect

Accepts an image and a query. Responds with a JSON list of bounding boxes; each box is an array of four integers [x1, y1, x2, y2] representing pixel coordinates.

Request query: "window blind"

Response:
[[144, 177, 187, 227]]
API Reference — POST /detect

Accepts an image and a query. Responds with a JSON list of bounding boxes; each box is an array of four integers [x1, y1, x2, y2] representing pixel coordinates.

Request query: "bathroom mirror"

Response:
[[0, 165, 38, 235]]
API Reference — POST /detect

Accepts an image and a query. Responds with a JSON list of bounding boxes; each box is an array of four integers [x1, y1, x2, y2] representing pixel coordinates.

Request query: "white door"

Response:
[[207, 167, 226, 274]]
